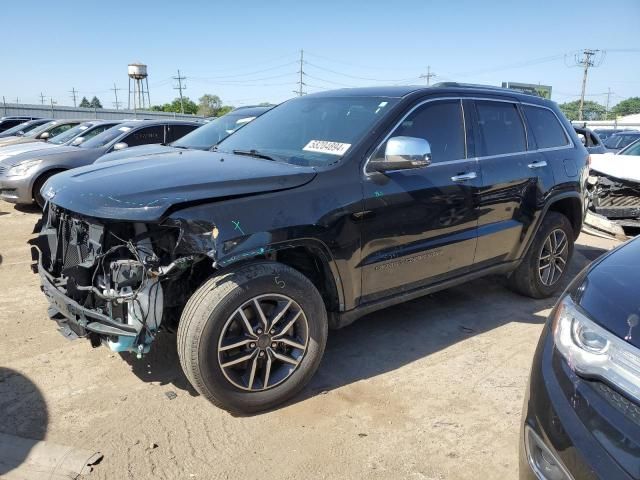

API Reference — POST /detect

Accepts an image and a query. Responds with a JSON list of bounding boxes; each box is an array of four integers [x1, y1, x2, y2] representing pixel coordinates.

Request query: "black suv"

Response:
[[33, 84, 589, 413]]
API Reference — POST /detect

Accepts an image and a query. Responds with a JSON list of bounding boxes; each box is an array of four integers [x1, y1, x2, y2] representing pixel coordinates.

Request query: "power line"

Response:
[[39, 92, 46, 105], [111, 83, 123, 110], [69, 87, 78, 107], [573, 49, 604, 121], [173, 69, 187, 113], [605, 87, 615, 119]]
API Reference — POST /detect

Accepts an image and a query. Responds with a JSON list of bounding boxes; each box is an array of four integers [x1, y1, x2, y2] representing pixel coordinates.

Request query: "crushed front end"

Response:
[[588, 172, 640, 229], [31, 203, 208, 356]]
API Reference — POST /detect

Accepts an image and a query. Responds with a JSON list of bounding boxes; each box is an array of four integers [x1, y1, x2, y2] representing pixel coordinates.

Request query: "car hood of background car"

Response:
[[590, 153, 640, 184], [95, 144, 176, 164], [45, 150, 317, 221], [0, 145, 89, 168], [575, 237, 640, 350], [0, 141, 60, 162]]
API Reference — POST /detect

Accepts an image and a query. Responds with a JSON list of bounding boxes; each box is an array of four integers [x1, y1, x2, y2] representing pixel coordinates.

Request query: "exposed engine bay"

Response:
[[588, 172, 640, 229], [31, 204, 211, 355]]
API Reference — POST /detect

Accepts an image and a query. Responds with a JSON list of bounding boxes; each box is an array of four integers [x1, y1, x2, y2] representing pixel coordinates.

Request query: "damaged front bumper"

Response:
[[588, 171, 640, 228]]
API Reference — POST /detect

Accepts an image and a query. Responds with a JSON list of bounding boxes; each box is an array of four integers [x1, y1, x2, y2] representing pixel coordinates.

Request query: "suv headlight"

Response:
[[6, 159, 42, 177], [553, 295, 640, 404]]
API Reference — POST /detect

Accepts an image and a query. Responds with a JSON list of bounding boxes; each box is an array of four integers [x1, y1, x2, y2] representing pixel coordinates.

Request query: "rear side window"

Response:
[[475, 101, 526, 156], [373, 100, 466, 163], [166, 124, 199, 143], [522, 105, 569, 149]]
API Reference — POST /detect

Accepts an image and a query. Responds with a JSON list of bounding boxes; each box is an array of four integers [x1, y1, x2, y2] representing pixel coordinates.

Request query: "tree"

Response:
[[150, 97, 198, 114], [611, 97, 640, 118], [90, 96, 103, 109], [197, 94, 223, 117], [78, 96, 91, 108], [558, 100, 606, 121], [216, 105, 234, 116]]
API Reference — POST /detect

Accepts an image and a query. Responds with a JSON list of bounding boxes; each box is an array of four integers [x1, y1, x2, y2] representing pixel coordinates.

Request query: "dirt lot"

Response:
[[0, 199, 621, 480]]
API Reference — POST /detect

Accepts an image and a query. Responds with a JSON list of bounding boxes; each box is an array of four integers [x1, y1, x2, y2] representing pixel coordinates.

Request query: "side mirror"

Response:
[[113, 142, 128, 151], [39, 132, 50, 140], [71, 136, 84, 146], [368, 136, 432, 173], [16, 130, 25, 136]]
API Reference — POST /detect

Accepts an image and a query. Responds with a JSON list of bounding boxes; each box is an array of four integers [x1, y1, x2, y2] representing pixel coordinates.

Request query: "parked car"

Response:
[[32, 84, 588, 413], [603, 131, 640, 153], [592, 128, 635, 142], [574, 126, 606, 154], [0, 116, 41, 133], [0, 118, 51, 138], [0, 119, 200, 207], [520, 236, 640, 480], [588, 138, 640, 228], [0, 119, 83, 148], [0, 120, 121, 162], [94, 106, 271, 164]]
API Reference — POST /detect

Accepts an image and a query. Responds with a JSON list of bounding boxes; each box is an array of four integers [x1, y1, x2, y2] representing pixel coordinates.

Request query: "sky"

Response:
[[1, 0, 638, 109]]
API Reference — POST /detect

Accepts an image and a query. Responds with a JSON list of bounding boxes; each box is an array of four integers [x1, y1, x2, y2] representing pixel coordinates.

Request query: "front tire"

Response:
[[509, 212, 574, 299], [177, 262, 328, 413]]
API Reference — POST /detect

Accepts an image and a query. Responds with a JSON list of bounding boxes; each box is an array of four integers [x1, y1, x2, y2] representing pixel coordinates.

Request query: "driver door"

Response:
[[359, 99, 480, 304]]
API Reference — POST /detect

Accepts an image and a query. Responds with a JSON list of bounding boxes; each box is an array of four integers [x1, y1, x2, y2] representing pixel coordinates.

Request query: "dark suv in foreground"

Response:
[[32, 84, 589, 413]]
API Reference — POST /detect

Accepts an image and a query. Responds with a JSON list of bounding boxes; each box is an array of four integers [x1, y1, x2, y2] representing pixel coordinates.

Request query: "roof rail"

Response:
[[432, 82, 540, 97]]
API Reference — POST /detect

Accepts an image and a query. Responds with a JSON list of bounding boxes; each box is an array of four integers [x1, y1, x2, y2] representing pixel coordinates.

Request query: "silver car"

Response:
[[0, 119, 84, 148], [0, 119, 200, 207]]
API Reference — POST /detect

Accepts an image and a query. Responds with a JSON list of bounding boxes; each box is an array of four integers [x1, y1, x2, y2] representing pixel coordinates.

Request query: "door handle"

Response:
[[528, 160, 548, 169], [451, 172, 477, 182]]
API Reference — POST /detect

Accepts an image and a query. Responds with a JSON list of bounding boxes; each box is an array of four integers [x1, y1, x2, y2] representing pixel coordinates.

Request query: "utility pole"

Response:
[[605, 87, 614, 120], [111, 83, 123, 110], [575, 49, 601, 121], [69, 87, 78, 107], [39, 92, 46, 105], [173, 69, 187, 114], [420, 65, 436, 86], [50, 98, 57, 117], [295, 49, 306, 96]]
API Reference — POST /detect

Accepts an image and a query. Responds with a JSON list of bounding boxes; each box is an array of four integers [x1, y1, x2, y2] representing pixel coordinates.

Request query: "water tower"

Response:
[[127, 63, 151, 110]]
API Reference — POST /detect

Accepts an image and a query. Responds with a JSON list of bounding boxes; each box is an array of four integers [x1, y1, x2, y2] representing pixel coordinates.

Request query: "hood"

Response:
[[94, 144, 176, 164], [576, 237, 640, 350], [590, 153, 640, 183], [45, 150, 317, 221], [0, 136, 40, 147], [1, 145, 81, 168], [0, 141, 60, 162]]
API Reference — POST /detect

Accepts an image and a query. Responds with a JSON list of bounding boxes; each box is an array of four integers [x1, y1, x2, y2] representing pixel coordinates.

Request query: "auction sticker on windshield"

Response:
[[303, 140, 351, 156]]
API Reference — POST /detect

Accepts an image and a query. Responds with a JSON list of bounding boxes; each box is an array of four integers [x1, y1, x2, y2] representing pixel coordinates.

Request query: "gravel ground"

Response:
[[0, 200, 621, 479]]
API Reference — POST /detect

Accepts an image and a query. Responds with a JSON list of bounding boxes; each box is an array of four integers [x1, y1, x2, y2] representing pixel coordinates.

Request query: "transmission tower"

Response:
[[173, 69, 187, 113], [420, 66, 436, 86], [295, 49, 307, 96], [69, 87, 78, 107], [111, 83, 123, 110]]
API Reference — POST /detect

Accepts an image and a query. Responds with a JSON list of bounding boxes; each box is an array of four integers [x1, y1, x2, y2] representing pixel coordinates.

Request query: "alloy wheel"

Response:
[[538, 229, 569, 286], [217, 294, 309, 391]]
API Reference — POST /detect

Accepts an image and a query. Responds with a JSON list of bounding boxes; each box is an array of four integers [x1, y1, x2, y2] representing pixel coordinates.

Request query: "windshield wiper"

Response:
[[232, 149, 276, 161]]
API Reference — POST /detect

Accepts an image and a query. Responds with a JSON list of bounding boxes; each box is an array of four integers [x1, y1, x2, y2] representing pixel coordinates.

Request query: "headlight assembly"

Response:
[[6, 159, 42, 177], [553, 295, 640, 404]]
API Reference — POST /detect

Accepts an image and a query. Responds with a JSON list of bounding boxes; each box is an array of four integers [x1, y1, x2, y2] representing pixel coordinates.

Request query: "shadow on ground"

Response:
[[121, 242, 608, 412], [0, 368, 48, 475]]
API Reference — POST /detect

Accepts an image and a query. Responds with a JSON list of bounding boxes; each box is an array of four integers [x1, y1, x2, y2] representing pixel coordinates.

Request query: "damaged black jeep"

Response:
[[33, 85, 588, 412]]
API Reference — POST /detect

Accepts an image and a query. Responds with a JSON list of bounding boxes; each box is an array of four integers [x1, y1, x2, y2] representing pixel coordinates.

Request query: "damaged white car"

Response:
[[589, 138, 640, 228]]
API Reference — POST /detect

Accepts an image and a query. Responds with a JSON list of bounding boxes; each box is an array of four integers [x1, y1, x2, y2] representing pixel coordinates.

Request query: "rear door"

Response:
[[472, 99, 555, 267], [359, 98, 480, 303], [121, 125, 165, 148], [166, 123, 199, 143]]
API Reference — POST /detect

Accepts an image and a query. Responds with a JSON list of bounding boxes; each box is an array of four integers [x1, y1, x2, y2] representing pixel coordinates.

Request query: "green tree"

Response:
[[197, 94, 223, 117], [90, 96, 103, 109], [169, 97, 198, 114], [558, 100, 606, 121], [216, 105, 234, 116], [611, 97, 640, 118], [78, 96, 91, 108]]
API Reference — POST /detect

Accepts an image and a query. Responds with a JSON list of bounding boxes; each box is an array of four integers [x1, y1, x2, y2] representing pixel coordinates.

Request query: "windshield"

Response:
[[172, 113, 259, 150], [24, 121, 57, 138], [49, 123, 91, 145], [216, 96, 398, 167], [80, 125, 130, 149], [620, 139, 640, 156], [605, 134, 640, 149]]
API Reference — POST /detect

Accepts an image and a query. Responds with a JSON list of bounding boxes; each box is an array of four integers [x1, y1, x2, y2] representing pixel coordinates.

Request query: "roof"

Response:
[[115, 119, 202, 129]]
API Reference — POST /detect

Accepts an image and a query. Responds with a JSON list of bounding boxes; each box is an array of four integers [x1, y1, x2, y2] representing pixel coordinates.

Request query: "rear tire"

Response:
[[509, 212, 574, 299], [177, 262, 328, 413]]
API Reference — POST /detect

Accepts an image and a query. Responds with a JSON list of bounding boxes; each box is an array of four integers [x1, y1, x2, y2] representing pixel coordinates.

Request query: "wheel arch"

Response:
[[32, 167, 67, 200]]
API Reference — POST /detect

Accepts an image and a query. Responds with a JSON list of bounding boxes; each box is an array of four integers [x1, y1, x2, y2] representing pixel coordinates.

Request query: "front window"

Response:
[[0, 121, 31, 136], [172, 113, 261, 150], [80, 125, 131, 149], [216, 96, 398, 167], [24, 121, 57, 138], [49, 123, 90, 145]]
